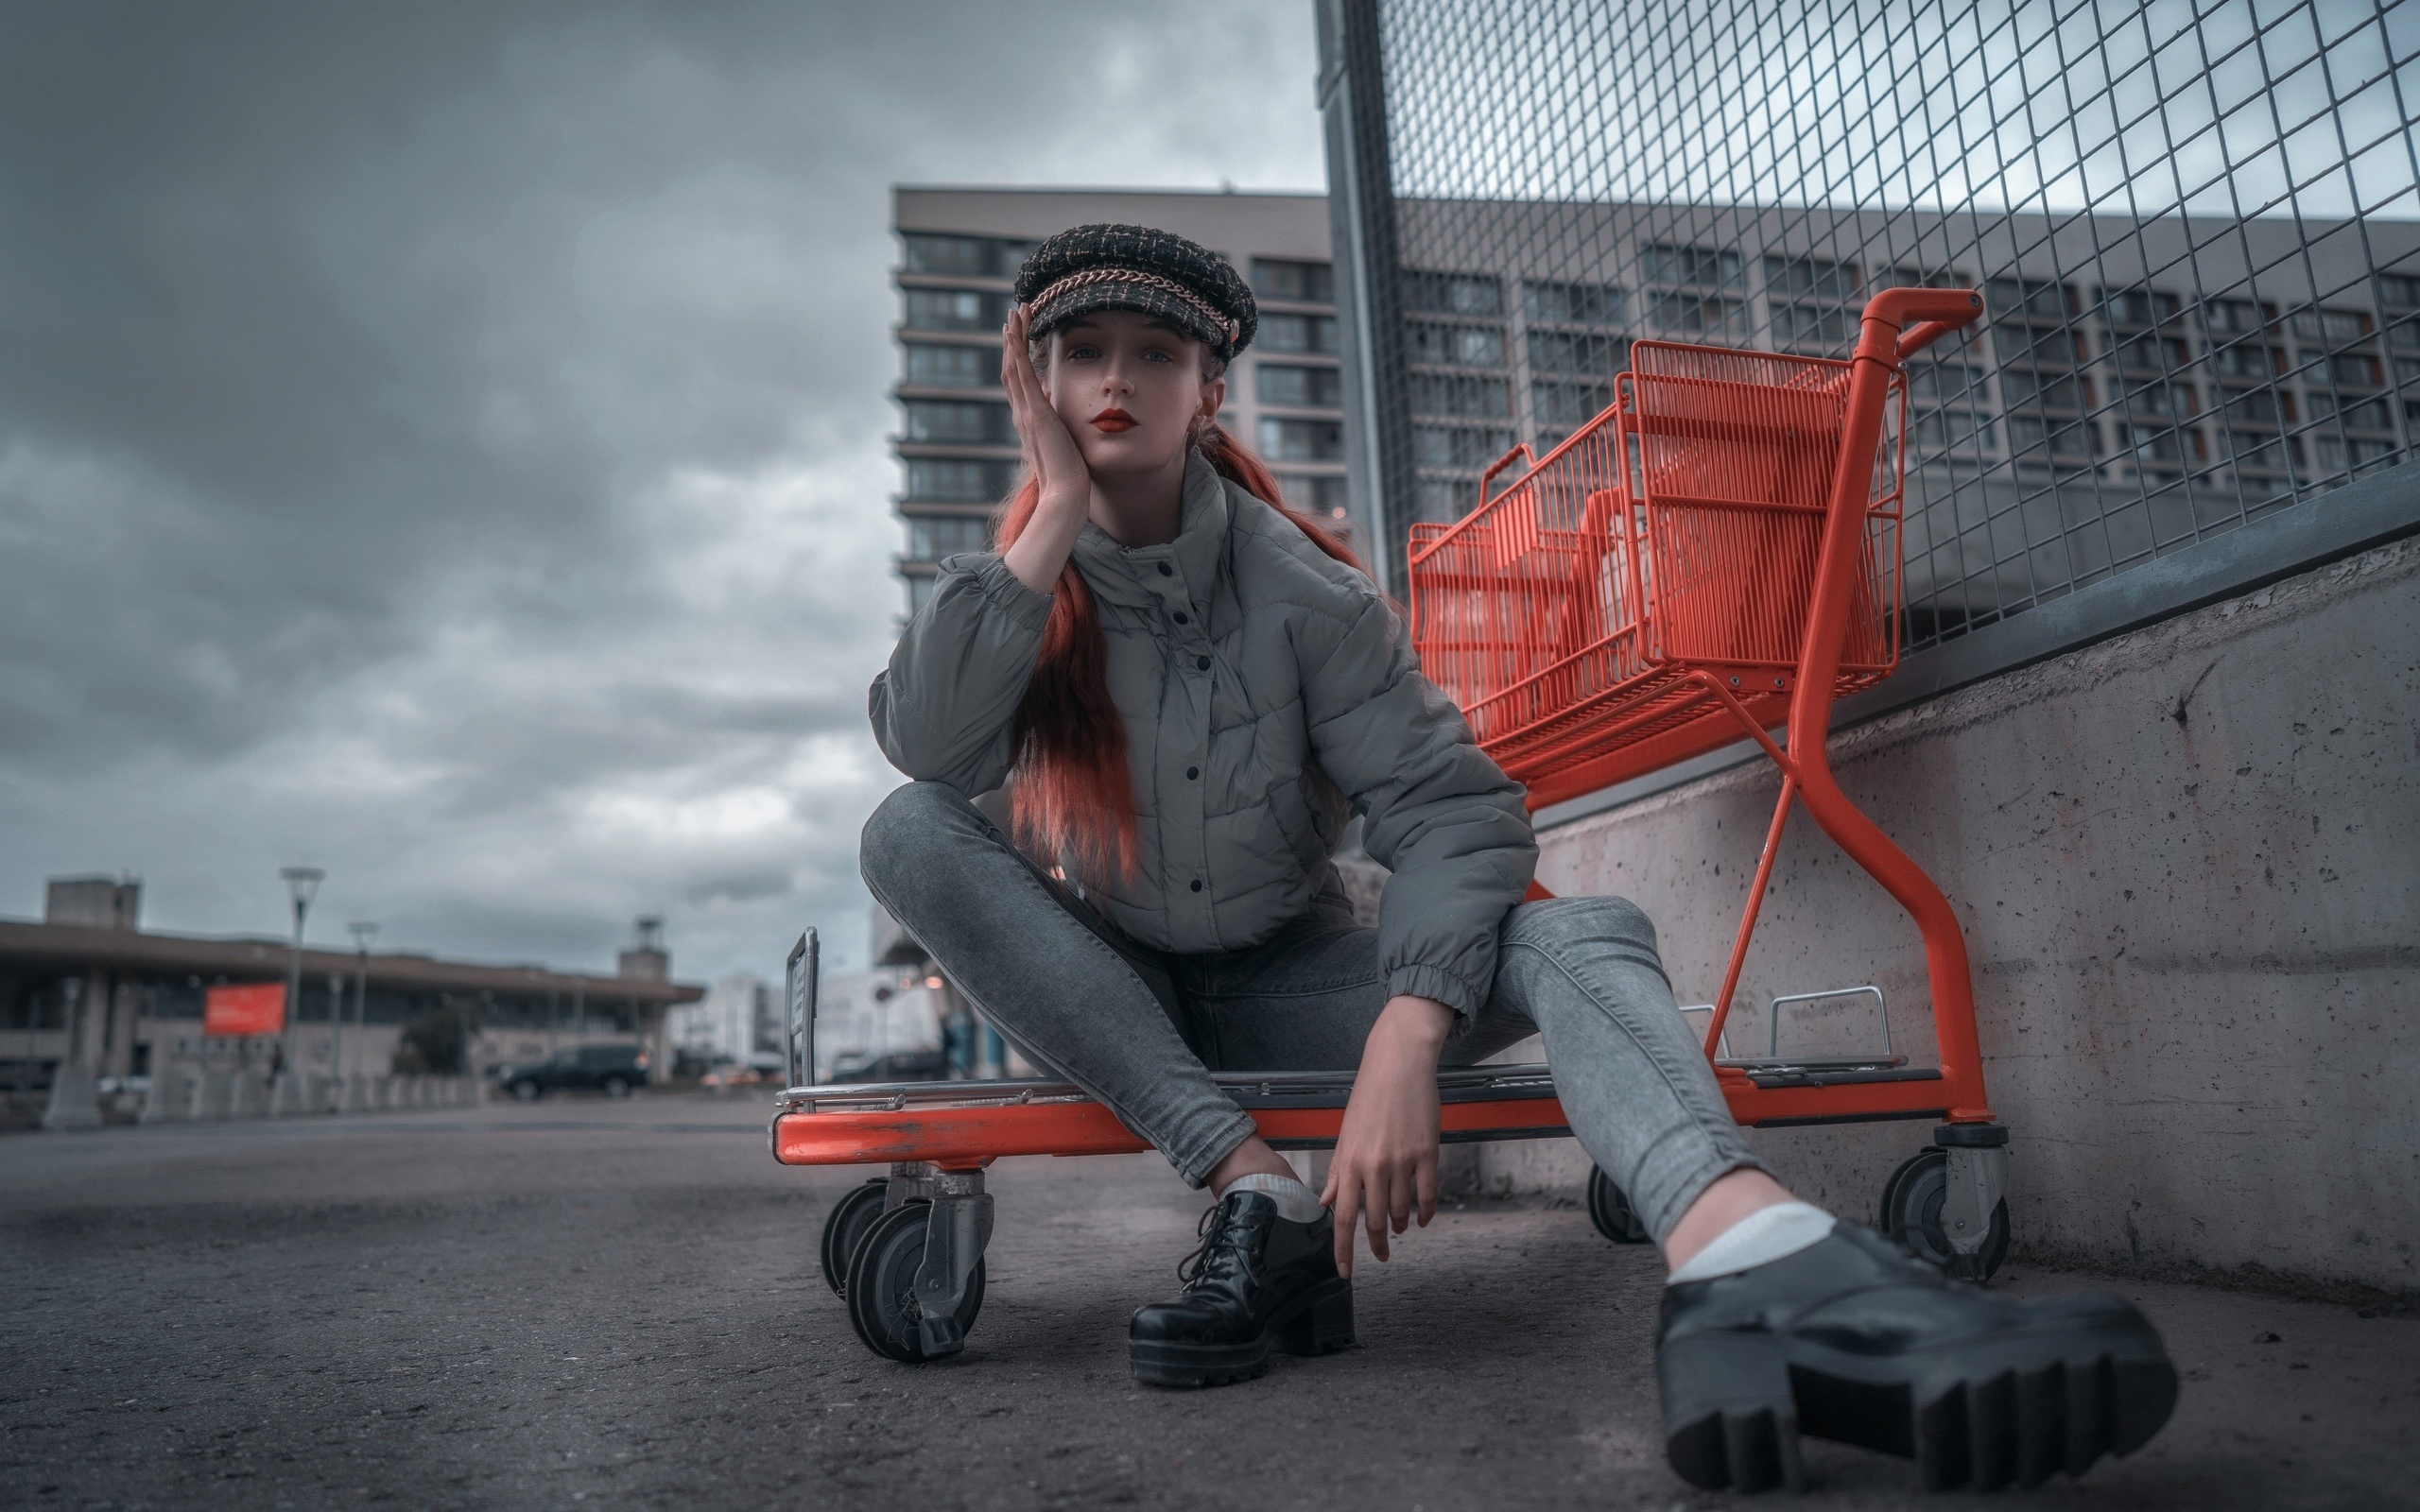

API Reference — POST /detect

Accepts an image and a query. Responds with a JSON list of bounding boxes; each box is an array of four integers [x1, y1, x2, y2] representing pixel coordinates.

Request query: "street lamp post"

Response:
[[278, 868, 324, 1081], [349, 922, 379, 1079], [325, 971, 347, 1091]]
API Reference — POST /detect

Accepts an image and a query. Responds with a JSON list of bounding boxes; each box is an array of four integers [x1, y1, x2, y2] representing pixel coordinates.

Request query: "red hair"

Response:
[[992, 421, 1364, 882]]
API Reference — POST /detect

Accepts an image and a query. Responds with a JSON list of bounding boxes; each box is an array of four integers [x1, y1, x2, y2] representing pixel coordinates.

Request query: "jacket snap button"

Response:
[[1190, 880, 1203, 892], [1186, 765, 1199, 780], [1158, 563, 1173, 576], [1172, 610, 1188, 624], [1196, 655, 1211, 671]]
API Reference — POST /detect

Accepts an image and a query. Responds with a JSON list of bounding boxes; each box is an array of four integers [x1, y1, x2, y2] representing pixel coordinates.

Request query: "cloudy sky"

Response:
[[0, 1, 1327, 982]]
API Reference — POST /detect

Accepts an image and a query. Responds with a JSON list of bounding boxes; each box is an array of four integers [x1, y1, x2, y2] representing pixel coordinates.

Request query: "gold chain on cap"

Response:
[[1028, 266, 1240, 345]]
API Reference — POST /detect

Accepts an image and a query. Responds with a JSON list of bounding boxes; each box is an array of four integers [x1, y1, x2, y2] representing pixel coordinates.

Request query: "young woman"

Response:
[[862, 224, 2174, 1493]]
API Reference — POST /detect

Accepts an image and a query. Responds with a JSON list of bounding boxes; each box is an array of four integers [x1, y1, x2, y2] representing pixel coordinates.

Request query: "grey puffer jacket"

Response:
[[868, 450, 1536, 1023]]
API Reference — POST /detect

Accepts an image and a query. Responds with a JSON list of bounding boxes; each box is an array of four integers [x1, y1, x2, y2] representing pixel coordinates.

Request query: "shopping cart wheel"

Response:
[[819, 1177, 890, 1296], [845, 1201, 987, 1363], [1585, 1165, 1652, 1245], [1878, 1148, 2010, 1280]]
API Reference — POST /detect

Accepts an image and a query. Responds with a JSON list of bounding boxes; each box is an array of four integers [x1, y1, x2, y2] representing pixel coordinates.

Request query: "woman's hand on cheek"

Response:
[[1320, 993, 1454, 1277], [999, 306, 1095, 593], [1000, 306, 1089, 518]]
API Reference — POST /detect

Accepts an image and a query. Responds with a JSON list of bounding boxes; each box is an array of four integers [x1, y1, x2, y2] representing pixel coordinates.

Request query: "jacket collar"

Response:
[[1070, 448, 1231, 610]]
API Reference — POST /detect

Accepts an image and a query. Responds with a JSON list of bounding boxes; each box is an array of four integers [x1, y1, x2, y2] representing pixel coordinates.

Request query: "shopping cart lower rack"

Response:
[[772, 286, 2011, 1365]]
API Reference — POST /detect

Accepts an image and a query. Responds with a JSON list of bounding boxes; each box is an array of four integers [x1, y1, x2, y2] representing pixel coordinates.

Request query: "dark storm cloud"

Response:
[[0, 0, 1323, 976]]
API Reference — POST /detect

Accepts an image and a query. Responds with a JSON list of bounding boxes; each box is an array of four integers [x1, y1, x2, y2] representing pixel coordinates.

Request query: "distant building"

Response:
[[666, 972, 774, 1067], [0, 879, 703, 1086], [890, 185, 1347, 621]]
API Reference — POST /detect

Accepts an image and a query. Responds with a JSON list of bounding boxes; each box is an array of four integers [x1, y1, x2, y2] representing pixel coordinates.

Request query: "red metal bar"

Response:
[[772, 1095, 1577, 1168], [767, 1070, 1978, 1169], [1705, 772, 1797, 1058], [1779, 288, 1992, 1123]]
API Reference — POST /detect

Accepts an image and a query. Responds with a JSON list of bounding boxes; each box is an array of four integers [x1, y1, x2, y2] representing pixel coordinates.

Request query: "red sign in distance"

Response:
[[204, 983, 286, 1037]]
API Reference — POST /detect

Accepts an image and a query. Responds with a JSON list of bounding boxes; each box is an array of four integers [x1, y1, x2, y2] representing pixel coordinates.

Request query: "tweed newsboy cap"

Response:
[[1014, 224, 1257, 361]]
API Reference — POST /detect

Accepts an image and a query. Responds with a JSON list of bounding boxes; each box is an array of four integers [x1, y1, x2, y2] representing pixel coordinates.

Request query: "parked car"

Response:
[[494, 1044, 649, 1101], [828, 1048, 949, 1084]]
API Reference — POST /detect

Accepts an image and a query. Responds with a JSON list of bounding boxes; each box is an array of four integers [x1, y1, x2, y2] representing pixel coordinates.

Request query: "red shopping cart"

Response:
[[772, 287, 2003, 1366]]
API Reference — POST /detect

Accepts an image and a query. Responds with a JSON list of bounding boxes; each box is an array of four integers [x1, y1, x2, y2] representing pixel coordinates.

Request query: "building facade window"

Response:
[[1277, 473, 1350, 515], [904, 343, 994, 387], [906, 515, 991, 559], [903, 232, 1039, 277], [904, 287, 1011, 332], [2100, 287, 2183, 326], [1402, 270, 1503, 316], [1260, 313, 1340, 353], [906, 458, 1017, 502], [1256, 364, 1344, 408], [1642, 244, 1743, 289], [1650, 291, 1748, 336], [1408, 372, 1512, 418], [1522, 279, 1624, 325], [2200, 298, 2275, 337], [1528, 331, 1625, 375], [1529, 380, 1612, 428], [1413, 423, 1516, 468], [1251, 258, 1336, 302], [1911, 410, 1997, 453], [1414, 475, 1476, 524], [1905, 359, 1987, 403], [1406, 320, 1505, 368], [1764, 255, 1858, 301], [1259, 417, 1344, 462], [903, 400, 1011, 445], [903, 233, 991, 275]]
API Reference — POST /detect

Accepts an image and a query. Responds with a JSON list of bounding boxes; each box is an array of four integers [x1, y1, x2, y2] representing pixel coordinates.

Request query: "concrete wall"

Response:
[[1475, 536, 2418, 1296]]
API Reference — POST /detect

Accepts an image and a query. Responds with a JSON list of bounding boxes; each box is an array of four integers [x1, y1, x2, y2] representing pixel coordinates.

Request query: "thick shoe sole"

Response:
[[1129, 1278, 1354, 1388], [1661, 1311, 2177, 1493]]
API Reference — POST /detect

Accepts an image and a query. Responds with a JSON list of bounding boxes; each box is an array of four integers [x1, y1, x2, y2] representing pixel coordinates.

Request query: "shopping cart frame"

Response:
[[773, 288, 2011, 1363]]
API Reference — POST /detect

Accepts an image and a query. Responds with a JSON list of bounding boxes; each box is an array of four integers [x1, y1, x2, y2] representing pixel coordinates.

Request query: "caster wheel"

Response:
[[819, 1177, 890, 1295], [1585, 1165, 1651, 1244], [1878, 1147, 2011, 1280], [844, 1201, 986, 1363]]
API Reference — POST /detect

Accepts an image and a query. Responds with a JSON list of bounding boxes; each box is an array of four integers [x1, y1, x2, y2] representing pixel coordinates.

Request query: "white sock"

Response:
[[1665, 1201, 1837, 1284], [1219, 1172, 1326, 1224]]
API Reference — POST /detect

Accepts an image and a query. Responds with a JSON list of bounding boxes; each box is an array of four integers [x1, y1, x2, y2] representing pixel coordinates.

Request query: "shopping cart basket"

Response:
[[770, 287, 2003, 1365]]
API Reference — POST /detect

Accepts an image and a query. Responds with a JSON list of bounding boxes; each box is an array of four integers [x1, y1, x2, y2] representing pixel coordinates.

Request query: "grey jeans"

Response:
[[859, 782, 1760, 1241]]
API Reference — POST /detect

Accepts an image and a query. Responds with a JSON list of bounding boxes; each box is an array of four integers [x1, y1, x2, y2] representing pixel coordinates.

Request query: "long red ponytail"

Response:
[[992, 422, 1364, 883]]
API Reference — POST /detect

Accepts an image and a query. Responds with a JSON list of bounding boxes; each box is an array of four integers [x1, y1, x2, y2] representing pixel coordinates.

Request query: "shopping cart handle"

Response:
[[1478, 442, 1536, 497], [1864, 287, 1983, 362]]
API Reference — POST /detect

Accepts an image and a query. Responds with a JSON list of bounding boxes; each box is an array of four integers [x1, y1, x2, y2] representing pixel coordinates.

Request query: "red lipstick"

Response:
[[1090, 407, 1137, 434]]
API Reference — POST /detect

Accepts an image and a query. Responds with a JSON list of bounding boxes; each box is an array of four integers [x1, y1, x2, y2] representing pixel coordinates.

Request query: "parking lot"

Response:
[[3, 1093, 2412, 1510]]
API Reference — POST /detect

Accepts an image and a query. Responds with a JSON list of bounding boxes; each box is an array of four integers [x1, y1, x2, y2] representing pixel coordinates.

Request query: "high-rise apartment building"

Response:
[[890, 187, 1346, 618]]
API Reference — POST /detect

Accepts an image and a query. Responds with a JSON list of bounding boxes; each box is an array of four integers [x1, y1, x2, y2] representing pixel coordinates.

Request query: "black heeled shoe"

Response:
[[1658, 1224, 2177, 1493], [1128, 1190, 1355, 1387]]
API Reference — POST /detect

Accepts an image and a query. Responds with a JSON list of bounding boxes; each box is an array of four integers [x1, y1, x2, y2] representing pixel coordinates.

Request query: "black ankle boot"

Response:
[[1128, 1190, 1354, 1387], [1658, 1225, 2177, 1494]]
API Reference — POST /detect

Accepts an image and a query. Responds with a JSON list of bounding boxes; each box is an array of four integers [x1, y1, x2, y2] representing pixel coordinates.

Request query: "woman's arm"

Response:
[[864, 310, 1093, 793], [1297, 593, 1537, 1272], [1319, 992, 1454, 1276]]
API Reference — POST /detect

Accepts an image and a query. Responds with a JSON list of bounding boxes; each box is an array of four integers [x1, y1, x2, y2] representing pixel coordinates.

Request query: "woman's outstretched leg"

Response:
[[1485, 895, 1761, 1242], [858, 781, 1255, 1186]]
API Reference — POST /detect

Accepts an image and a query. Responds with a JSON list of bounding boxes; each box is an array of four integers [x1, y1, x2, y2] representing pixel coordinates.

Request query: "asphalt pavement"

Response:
[[3, 1093, 2413, 1511]]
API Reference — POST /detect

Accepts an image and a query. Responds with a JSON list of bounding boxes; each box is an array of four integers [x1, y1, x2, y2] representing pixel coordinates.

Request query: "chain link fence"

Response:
[[1321, 0, 2420, 659]]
